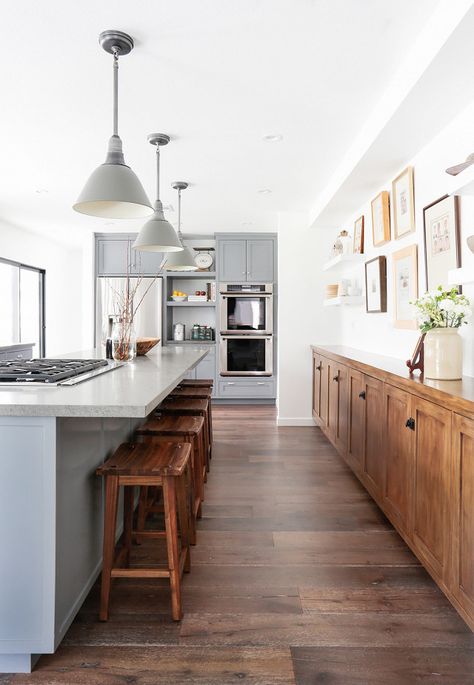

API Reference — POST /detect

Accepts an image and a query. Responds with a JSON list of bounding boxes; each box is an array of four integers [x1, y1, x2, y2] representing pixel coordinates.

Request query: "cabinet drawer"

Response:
[[218, 379, 276, 398]]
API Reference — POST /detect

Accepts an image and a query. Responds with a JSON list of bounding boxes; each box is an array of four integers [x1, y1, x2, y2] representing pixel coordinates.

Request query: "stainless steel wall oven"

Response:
[[219, 283, 273, 334]]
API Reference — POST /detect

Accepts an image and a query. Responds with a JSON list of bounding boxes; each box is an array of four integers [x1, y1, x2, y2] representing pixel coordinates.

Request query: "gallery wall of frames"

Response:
[[322, 98, 474, 375]]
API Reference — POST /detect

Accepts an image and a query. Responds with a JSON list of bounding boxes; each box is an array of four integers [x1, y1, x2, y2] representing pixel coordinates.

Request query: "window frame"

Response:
[[0, 256, 46, 357]]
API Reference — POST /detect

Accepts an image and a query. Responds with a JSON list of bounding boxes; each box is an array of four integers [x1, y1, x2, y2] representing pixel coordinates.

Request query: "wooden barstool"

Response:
[[159, 397, 212, 469], [96, 441, 192, 622], [169, 386, 213, 452], [136, 415, 206, 542]]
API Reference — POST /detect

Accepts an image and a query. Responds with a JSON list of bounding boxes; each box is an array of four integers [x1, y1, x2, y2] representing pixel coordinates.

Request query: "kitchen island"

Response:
[[0, 346, 208, 673]]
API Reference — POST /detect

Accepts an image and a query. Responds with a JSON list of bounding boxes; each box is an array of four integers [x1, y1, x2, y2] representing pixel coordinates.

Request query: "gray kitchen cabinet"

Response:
[[247, 239, 274, 281], [183, 347, 216, 396], [96, 234, 163, 277], [218, 240, 247, 281], [218, 378, 276, 399], [97, 238, 130, 277], [217, 234, 275, 283], [0, 344, 35, 361]]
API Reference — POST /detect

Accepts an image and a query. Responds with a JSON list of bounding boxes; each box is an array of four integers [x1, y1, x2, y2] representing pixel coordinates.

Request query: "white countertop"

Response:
[[0, 346, 209, 418]]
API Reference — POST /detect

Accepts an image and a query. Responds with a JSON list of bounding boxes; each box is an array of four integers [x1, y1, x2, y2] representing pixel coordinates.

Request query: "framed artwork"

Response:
[[423, 194, 461, 291], [365, 256, 387, 313], [371, 191, 391, 246], [393, 244, 418, 329], [392, 166, 415, 239], [354, 216, 364, 254]]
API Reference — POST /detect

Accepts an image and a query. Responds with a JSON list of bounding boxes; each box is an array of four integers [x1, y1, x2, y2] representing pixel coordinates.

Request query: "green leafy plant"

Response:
[[412, 286, 471, 333]]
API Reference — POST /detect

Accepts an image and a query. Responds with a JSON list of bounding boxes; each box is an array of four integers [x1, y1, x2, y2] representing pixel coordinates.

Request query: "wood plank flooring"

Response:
[[3, 405, 474, 684]]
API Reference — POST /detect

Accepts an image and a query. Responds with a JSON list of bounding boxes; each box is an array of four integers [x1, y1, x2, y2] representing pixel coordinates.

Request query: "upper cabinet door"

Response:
[[246, 239, 274, 282], [131, 247, 165, 276], [218, 240, 247, 281], [96, 239, 130, 277]]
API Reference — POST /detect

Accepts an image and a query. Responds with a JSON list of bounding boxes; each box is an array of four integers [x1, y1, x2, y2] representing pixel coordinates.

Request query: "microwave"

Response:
[[219, 283, 273, 335]]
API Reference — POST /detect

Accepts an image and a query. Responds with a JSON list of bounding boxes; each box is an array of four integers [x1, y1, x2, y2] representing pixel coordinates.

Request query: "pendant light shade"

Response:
[[133, 134, 183, 253], [73, 31, 153, 219], [164, 182, 198, 271]]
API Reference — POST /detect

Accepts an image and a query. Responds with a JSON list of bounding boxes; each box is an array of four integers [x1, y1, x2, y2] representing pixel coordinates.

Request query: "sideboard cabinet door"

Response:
[[312, 352, 323, 423], [450, 413, 474, 625], [362, 375, 384, 502], [412, 396, 452, 583], [346, 368, 365, 475], [319, 356, 329, 430], [383, 384, 414, 537], [334, 362, 349, 456]]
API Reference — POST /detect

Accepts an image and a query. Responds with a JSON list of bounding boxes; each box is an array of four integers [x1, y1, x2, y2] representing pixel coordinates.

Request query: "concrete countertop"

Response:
[[0, 346, 209, 418]]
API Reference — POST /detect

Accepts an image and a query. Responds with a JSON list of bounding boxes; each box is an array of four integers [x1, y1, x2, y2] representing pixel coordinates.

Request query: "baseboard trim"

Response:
[[277, 417, 315, 426]]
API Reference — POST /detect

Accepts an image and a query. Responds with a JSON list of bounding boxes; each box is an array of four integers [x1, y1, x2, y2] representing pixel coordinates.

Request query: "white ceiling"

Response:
[[1, 0, 440, 246]]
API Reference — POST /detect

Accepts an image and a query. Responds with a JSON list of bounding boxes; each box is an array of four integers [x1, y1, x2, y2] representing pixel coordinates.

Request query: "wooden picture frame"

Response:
[[423, 194, 461, 291], [365, 256, 387, 313], [353, 216, 364, 254], [392, 166, 415, 239], [371, 191, 391, 247], [393, 244, 418, 329]]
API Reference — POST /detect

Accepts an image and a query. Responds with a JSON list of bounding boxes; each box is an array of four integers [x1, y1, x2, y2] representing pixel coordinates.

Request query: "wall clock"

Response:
[[194, 249, 214, 271]]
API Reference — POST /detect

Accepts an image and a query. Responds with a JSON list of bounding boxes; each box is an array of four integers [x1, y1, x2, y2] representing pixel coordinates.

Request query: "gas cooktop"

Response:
[[0, 359, 123, 386]]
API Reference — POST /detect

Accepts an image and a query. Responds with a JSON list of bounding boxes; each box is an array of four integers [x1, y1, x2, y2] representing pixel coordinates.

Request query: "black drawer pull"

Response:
[[316, 363, 322, 371], [359, 391, 366, 400], [333, 375, 339, 382], [405, 417, 416, 430]]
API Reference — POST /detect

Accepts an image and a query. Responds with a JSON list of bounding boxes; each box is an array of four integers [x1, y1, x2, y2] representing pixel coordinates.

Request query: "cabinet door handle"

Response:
[[333, 375, 339, 382], [405, 417, 416, 430], [316, 363, 322, 371], [358, 391, 366, 400], [227, 382, 235, 385], [257, 382, 265, 385]]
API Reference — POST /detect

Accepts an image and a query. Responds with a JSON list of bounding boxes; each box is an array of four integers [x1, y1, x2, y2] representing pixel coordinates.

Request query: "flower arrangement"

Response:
[[412, 286, 471, 333]]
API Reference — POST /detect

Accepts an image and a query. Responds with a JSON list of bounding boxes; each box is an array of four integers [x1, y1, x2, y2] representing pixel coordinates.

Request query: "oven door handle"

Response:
[[220, 335, 273, 340], [219, 292, 273, 297]]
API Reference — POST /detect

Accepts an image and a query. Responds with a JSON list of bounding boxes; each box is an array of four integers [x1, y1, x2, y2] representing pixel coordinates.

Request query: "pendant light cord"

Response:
[[155, 145, 161, 203], [177, 187, 182, 239], [112, 48, 120, 136]]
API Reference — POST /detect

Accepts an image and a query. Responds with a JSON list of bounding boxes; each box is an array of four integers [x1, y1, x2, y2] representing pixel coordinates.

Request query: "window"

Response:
[[0, 258, 45, 356]]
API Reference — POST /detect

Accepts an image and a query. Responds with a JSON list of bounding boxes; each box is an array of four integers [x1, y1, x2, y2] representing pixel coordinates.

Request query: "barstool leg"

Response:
[[163, 476, 182, 621], [176, 467, 191, 573], [100, 474, 119, 621], [136, 486, 149, 536], [123, 486, 134, 565]]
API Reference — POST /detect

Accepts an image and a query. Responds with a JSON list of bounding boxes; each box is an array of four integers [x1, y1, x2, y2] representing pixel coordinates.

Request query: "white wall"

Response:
[[276, 214, 340, 425], [319, 98, 474, 374], [0, 221, 83, 356]]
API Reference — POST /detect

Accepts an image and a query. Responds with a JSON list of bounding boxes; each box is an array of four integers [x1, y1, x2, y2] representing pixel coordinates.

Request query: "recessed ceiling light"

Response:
[[35, 188, 48, 194], [263, 134, 283, 142], [241, 221, 254, 226], [258, 188, 272, 194]]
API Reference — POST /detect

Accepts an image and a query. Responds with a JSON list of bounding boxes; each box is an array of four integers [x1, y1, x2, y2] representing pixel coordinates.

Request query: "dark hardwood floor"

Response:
[[3, 406, 474, 684]]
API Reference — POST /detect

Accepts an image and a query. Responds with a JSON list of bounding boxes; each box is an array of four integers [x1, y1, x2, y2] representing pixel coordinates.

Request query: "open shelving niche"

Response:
[[323, 253, 365, 307], [162, 236, 217, 345]]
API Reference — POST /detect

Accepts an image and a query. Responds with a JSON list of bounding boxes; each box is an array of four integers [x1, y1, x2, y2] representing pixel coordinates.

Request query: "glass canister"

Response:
[[111, 317, 137, 362]]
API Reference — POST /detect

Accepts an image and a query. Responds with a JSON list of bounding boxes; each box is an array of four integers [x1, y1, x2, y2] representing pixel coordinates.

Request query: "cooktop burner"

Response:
[[0, 359, 111, 384]]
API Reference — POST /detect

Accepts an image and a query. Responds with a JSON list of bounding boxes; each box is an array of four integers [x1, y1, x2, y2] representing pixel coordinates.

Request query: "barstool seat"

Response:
[[180, 378, 214, 388], [96, 441, 192, 622]]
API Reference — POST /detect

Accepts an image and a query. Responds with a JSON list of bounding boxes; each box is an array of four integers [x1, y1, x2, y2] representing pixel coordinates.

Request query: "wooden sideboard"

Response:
[[312, 344, 474, 631]]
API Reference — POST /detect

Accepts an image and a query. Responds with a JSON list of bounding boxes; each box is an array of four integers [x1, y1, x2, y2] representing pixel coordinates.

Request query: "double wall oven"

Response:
[[219, 283, 273, 376]]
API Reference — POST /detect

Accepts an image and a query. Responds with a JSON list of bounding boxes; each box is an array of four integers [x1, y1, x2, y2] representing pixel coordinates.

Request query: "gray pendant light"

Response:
[[164, 182, 198, 271], [73, 31, 153, 219], [132, 134, 183, 252]]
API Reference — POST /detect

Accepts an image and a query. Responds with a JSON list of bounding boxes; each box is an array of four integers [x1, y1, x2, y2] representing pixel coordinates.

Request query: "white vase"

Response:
[[424, 328, 463, 380]]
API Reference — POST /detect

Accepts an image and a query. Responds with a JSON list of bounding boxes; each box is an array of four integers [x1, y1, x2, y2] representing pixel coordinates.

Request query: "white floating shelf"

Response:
[[322, 253, 365, 271], [447, 164, 474, 196], [448, 266, 474, 286], [323, 296, 364, 307]]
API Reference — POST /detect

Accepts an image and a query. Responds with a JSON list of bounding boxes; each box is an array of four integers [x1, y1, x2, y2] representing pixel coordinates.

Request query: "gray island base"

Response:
[[0, 347, 208, 673]]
